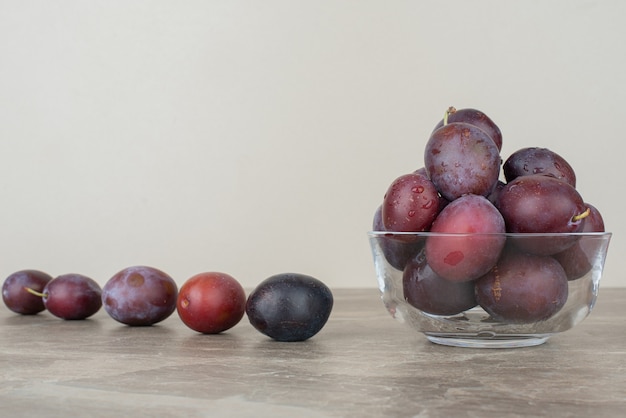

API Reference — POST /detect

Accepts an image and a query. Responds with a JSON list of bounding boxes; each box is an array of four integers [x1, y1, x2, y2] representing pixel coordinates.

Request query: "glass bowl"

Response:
[[367, 231, 612, 348]]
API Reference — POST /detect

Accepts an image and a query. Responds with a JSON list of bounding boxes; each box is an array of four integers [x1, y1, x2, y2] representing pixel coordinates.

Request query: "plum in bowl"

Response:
[[368, 231, 611, 348]]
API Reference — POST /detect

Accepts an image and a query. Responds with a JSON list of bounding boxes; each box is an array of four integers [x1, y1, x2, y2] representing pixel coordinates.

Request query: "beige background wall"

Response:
[[1, 1, 624, 288]]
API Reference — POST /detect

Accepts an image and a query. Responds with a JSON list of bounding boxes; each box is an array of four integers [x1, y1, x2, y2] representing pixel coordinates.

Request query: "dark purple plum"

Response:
[[102, 266, 178, 326], [487, 180, 506, 205], [246, 273, 333, 342], [426, 194, 506, 282], [403, 249, 476, 316], [554, 203, 606, 280], [36, 274, 102, 320], [503, 147, 576, 187], [432, 107, 503, 150], [496, 174, 586, 233], [579, 203, 606, 232], [373, 205, 423, 270], [412, 168, 452, 213], [381, 172, 440, 232], [2, 270, 52, 315], [425, 122, 501, 201], [475, 247, 568, 324], [495, 174, 587, 255]]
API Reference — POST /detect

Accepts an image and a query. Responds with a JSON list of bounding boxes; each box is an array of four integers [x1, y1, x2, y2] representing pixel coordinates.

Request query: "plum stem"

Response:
[[571, 207, 591, 222], [443, 106, 457, 126], [24, 287, 46, 298]]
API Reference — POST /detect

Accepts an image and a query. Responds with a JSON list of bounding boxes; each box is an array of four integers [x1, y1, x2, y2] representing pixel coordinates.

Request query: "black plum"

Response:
[[475, 247, 568, 324], [2, 270, 53, 315], [403, 249, 476, 316], [246, 273, 333, 342], [102, 266, 178, 326], [425, 122, 501, 201]]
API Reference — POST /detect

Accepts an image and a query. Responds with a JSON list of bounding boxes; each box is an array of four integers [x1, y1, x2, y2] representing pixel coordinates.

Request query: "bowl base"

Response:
[[425, 333, 551, 348]]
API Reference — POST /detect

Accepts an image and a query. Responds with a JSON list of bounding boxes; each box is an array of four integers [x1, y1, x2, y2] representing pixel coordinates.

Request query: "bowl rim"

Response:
[[367, 231, 612, 238]]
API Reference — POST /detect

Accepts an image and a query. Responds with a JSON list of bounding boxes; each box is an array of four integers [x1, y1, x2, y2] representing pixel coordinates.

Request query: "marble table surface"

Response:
[[1, 288, 625, 418]]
